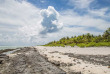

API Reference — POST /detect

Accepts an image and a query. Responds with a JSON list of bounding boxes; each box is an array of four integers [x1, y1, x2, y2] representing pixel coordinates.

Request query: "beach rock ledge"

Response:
[[0, 47, 66, 74]]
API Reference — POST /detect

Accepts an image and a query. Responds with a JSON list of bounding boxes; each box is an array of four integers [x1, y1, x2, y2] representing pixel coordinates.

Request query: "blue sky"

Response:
[[27, 0, 70, 10], [27, 0, 110, 10], [27, 0, 110, 14], [0, 0, 110, 46]]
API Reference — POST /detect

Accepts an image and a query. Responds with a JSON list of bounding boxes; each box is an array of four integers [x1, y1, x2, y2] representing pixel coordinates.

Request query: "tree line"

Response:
[[44, 28, 110, 47]]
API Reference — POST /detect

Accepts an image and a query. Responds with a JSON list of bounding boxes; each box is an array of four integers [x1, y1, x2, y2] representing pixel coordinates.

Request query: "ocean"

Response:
[[0, 46, 23, 50]]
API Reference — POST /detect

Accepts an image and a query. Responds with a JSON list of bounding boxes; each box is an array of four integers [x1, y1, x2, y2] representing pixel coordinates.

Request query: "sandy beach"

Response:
[[0, 46, 110, 74], [35, 46, 110, 74]]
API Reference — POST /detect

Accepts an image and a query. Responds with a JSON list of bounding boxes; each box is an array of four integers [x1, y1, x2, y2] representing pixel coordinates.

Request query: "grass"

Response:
[[43, 42, 110, 47], [77, 42, 110, 47]]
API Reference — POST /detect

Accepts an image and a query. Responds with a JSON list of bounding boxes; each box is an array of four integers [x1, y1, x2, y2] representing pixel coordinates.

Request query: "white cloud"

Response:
[[0, 0, 43, 45], [0, 0, 63, 46], [0, 0, 41, 26], [68, 0, 94, 9], [59, 9, 110, 32], [88, 8, 109, 17], [40, 6, 63, 34], [0, 0, 110, 46], [40, 0, 45, 3]]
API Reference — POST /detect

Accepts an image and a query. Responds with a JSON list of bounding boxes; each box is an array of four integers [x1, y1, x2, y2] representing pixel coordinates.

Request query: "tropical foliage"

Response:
[[44, 28, 110, 47]]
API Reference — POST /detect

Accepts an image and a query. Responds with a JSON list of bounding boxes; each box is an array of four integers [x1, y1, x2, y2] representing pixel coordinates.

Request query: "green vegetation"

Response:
[[44, 27, 110, 47]]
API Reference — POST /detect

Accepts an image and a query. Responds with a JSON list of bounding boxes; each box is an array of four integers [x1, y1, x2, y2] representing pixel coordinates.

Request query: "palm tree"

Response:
[[103, 28, 110, 42]]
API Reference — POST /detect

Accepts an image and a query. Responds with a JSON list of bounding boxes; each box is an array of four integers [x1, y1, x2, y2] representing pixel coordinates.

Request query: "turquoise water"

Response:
[[0, 46, 23, 50], [0, 46, 24, 54]]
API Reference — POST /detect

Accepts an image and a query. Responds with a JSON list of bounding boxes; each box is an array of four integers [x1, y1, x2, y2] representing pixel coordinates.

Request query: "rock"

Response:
[[0, 60, 3, 64], [73, 59, 76, 62], [51, 61, 60, 66], [65, 52, 110, 66], [51, 56, 54, 58], [73, 63, 76, 65], [60, 62, 67, 67], [0, 54, 9, 64], [77, 61, 81, 64], [67, 63, 73, 66], [108, 66, 110, 68], [0, 47, 66, 74], [68, 71, 81, 74], [58, 57, 61, 58], [68, 53, 75, 57]]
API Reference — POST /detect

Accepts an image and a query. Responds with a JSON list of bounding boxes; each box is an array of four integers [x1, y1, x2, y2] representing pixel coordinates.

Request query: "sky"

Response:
[[0, 0, 110, 46]]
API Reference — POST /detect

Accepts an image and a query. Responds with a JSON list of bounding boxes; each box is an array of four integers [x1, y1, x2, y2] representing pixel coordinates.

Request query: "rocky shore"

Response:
[[0, 47, 65, 74], [64, 53, 110, 66], [0, 46, 110, 74], [36, 46, 110, 74]]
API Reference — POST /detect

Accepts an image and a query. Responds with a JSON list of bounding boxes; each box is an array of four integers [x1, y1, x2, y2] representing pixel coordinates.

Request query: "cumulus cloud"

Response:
[[0, 0, 63, 46], [0, 0, 110, 46], [40, 6, 63, 34]]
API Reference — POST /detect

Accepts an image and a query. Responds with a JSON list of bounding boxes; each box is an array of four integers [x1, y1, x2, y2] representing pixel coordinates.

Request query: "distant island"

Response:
[[44, 27, 110, 47]]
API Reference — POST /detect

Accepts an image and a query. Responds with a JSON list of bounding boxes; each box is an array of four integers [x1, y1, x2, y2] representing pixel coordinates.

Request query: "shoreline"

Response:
[[0, 47, 66, 74], [0, 46, 109, 54], [35, 46, 110, 74], [0, 49, 15, 54], [0, 46, 110, 74]]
